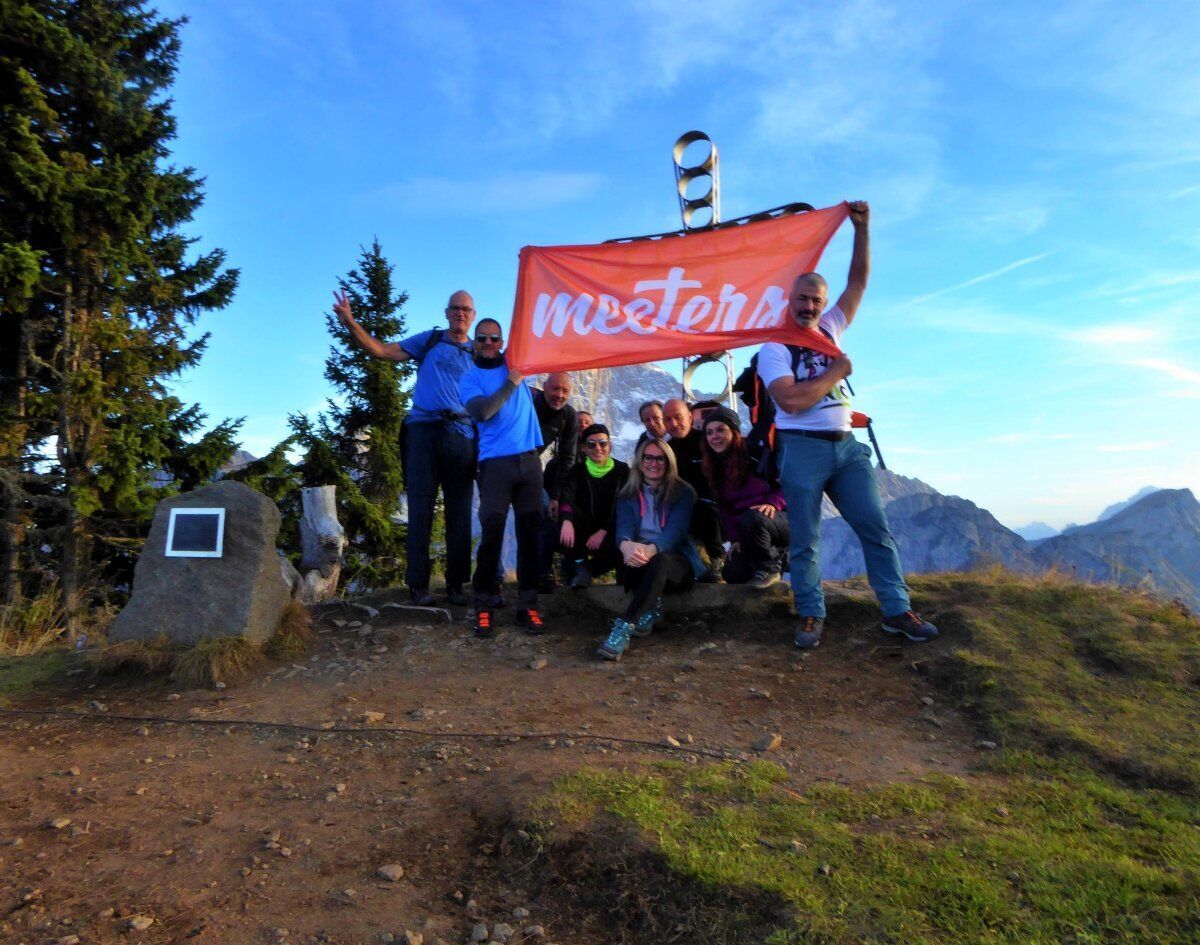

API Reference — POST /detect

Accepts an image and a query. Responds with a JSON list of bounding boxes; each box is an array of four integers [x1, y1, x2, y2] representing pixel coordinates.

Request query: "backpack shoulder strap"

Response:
[[415, 327, 446, 363]]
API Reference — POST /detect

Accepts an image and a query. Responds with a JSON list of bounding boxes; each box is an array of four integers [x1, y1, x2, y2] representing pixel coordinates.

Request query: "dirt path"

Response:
[[0, 587, 974, 945]]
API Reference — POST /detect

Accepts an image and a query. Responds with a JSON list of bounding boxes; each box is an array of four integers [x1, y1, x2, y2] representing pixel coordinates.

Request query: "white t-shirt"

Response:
[[757, 306, 851, 432]]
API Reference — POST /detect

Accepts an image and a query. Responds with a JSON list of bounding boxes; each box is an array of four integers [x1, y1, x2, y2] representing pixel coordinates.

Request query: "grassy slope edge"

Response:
[[531, 572, 1200, 944]]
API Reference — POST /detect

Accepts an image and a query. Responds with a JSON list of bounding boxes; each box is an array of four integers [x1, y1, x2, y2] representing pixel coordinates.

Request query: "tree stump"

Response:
[[299, 486, 346, 603]]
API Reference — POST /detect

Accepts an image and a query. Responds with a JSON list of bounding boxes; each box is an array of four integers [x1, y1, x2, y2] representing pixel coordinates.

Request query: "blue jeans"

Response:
[[403, 421, 476, 591], [776, 432, 910, 619]]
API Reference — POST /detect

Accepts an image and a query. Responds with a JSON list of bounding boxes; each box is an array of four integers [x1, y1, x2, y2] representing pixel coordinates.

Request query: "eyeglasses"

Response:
[[641, 454, 667, 466], [474, 333, 501, 343], [448, 305, 475, 313], [584, 439, 610, 449]]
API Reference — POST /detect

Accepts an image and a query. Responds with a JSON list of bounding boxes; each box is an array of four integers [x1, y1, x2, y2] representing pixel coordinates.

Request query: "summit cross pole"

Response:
[[672, 131, 737, 410]]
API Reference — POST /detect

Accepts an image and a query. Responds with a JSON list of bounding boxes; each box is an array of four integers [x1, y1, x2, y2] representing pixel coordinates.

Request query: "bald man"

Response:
[[531, 371, 578, 590], [333, 288, 477, 607]]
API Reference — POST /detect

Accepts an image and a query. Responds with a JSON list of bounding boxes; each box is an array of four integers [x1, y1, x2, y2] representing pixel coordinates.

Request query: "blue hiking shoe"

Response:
[[793, 616, 824, 650], [598, 618, 634, 661], [631, 597, 662, 638], [882, 610, 939, 642]]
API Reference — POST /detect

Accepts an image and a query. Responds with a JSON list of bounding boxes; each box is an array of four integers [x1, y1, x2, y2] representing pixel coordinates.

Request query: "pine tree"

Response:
[[0, 1, 239, 614], [290, 240, 412, 589]]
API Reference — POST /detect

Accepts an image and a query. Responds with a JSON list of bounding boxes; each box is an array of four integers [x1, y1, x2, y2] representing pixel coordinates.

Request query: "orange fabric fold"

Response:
[[506, 202, 849, 374]]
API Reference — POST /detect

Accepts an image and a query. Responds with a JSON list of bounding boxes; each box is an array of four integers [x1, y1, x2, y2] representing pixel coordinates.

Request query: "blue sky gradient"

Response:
[[158, 0, 1200, 529]]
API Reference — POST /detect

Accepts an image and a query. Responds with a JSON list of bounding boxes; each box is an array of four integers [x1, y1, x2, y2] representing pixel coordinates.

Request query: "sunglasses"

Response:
[[584, 439, 610, 449], [474, 333, 502, 342], [641, 454, 667, 465]]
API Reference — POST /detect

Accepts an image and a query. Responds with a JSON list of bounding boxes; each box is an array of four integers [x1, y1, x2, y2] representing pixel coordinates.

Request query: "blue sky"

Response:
[[158, 0, 1200, 530]]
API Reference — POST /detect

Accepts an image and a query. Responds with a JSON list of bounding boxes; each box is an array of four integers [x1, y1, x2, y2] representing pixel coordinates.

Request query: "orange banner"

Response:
[[506, 202, 849, 374]]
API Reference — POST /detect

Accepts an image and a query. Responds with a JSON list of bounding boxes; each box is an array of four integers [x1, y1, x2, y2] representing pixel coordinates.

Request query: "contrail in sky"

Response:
[[903, 252, 1056, 307]]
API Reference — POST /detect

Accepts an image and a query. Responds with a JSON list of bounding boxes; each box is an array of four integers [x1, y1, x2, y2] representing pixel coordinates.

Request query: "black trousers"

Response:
[[723, 510, 790, 584], [473, 452, 543, 608], [619, 551, 694, 621], [689, 500, 725, 560], [402, 421, 475, 591]]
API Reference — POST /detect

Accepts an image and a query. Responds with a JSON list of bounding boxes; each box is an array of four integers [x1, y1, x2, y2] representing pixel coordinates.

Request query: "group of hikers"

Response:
[[332, 200, 938, 660]]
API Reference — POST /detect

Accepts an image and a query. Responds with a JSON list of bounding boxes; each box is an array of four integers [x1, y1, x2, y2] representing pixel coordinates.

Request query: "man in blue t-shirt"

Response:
[[333, 289, 477, 606], [459, 318, 546, 638]]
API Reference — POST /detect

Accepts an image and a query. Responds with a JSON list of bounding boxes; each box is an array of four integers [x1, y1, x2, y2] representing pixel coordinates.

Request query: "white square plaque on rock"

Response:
[[165, 507, 226, 558]]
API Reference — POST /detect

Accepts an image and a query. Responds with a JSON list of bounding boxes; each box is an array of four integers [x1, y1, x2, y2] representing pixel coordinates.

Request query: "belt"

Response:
[[779, 429, 852, 442]]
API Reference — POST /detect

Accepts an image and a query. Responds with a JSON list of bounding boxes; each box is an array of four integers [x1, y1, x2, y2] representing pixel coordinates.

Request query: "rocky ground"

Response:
[[0, 583, 979, 945]]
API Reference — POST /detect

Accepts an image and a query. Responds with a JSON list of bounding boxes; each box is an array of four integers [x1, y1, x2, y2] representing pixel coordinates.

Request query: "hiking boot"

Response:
[[517, 609, 547, 635], [410, 587, 435, 606], [489, 588, 507, 608], [748, 567, 780, 589], [632, 597, 662, 638], [569, 564, 592, 590], [882, 610, 939, 642], [445, 584, 468, 607], [473, 609, 495, 639], [793, 616, 824, 649], [598, 618, 634, 661], [538, 574, 559, 595], [697, 554, 726, 584]]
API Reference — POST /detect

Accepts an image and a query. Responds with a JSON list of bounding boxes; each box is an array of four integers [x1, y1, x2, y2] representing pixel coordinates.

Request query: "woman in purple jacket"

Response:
[[700, 406, 789, 588]]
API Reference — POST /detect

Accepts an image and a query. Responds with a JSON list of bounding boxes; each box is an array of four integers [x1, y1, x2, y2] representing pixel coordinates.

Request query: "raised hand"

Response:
[[332, 290, 354, 326], [847, 200, 869, 228]]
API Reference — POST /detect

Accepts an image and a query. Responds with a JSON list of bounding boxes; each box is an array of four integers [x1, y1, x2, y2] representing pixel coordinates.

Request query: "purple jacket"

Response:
[[715, 472, 785, 539]]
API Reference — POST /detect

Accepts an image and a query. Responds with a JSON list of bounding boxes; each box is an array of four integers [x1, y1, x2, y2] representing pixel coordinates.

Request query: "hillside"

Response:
[[1, 574, 1197, 944], [1035, 488, 1200, 608]]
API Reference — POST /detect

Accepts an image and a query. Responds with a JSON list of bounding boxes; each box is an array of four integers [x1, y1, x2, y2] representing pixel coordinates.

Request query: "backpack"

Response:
[[414, 327, 446, 362], [733, 345, 803, 483]]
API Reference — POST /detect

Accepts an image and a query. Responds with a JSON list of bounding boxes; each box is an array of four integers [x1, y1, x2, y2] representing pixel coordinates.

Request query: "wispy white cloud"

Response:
[[902, 252, 1055, 308], [1131, 358, 1200, 385], [372, 172, 604, 214], [986, 432, 1078, 444], [1170, 183, 1200, 199], [1071, 325, 1163, 346], [1095, 442, 1171, 453]]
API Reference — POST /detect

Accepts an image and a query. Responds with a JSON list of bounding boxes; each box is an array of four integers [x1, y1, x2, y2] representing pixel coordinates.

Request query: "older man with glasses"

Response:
[[556, 424, 630, 589], [333, 288, 477, 607]]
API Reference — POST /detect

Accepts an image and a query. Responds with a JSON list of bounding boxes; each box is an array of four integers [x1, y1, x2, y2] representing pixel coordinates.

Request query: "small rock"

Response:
[[470, 923, 489, 942], [525, 927, 546, 939], [664, 735, 681, 748], [919, 712, 944, 729], [166, 692, 181, 700], [920, 695, 935, 707], [46, 817, 72, 830], [512, 907, 530, 921], [975, 740, 998, 751], [334, 783, 346, 793], [56, 936, 81, 945], [376, 863, 405, 882], [98, 907, 115, 919], [361, 711, 386, 724], [749, 687, 771, 700], [87, 700, 107, 712], [402, 931, 423, 945], [492, 924, 514, 942], [128, 915, 155, 931], [752, 733, 782, 753], [817, 863, 832, 877], [790, 839, 807, 854], [529, 657, 549, 671]]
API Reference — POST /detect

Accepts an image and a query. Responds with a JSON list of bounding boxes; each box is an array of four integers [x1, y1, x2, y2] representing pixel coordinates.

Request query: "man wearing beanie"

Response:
[[757, 200, 937, 649], [556, 423, 630, 588]]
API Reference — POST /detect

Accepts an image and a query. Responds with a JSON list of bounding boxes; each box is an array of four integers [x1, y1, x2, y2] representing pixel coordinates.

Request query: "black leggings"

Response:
[[619, 551, 694, 621], [723, 509, 789, 584]]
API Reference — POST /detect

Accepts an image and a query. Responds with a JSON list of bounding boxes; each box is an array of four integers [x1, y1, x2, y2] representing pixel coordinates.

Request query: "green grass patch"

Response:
[[530, 574, 1200, 943], [0, 649, 80, 705], [540, 760, 1200, 944], [913, 571, 1200, 792]]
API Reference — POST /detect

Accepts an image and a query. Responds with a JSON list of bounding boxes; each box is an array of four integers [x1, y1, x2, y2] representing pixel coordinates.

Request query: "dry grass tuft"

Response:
[[264, 600, 312, 661], [89, 636, 177, 676], [170, 636, 264, 689]]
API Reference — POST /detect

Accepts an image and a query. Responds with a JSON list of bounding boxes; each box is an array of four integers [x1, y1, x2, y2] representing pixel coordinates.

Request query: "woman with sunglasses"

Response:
[[557, 424, 629, 589], [700, 406, 789, 588], [598, 438, 703, 661]]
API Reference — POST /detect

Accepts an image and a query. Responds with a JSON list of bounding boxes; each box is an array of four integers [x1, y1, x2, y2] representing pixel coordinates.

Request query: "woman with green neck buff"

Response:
[[558, 424, 629, 589]]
